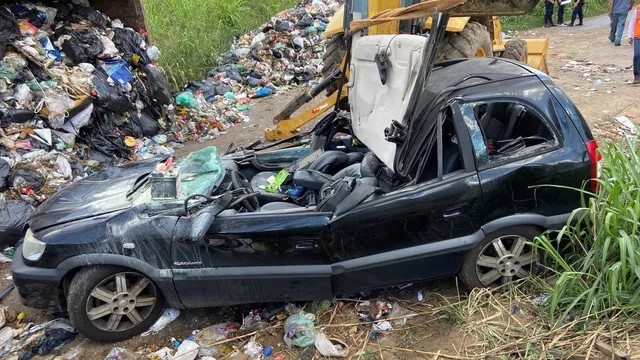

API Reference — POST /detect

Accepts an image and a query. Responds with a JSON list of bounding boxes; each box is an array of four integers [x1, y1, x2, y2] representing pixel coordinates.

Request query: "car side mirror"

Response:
[[190, 207, 217, 243]]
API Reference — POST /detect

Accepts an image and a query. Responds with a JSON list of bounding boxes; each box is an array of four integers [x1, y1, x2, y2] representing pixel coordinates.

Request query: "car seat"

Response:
[[250, 151, 363, 204], [293, 152, 380, 192]]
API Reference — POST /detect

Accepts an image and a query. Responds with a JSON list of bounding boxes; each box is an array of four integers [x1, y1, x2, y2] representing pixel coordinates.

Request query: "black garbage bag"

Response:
[[18, 328, 77, 360], [92, 69, 131, 113], [186, 81, 216, 102], [112, 28, 149, 66], [0, 158, 9, 191], [0, 8, 19, 60], [142, 64, 172, 105], [80, 114, 132, 160], [0, 107, 35, 126], [10, 165, 44, 191], [113, 113, 142, 138], [0, 200, 33, 248], [136, 111, 160, 137], [74, 6, 109, 27], [60, 29, 103, 63]]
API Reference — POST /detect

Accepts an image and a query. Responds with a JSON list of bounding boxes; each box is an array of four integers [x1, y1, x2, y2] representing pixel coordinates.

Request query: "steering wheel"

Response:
[[230, 170, 260, 212]]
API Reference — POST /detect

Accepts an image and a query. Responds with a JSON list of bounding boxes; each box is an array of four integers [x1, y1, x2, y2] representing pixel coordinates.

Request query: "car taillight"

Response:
[[585, 140, 601, 192]]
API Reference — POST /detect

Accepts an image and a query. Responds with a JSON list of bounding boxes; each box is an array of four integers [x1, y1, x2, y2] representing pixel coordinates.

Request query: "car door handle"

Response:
[[295, 240, 318, 250], [443, 206, 464, 219]]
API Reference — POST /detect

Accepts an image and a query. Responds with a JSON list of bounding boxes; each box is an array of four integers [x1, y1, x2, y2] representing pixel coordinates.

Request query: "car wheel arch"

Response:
[[56, 254, 183, 310], [480, 213, 570, 235]]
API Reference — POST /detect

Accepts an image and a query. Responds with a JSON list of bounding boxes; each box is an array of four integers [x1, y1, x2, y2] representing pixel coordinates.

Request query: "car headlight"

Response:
[[23, 229, 46, 262]]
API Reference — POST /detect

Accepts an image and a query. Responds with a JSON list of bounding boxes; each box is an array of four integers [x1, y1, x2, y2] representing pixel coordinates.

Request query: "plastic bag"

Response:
[[176, 92, 199, 109], [60, 29, 103, 63], [314, 332, 349, 358], [75, 6, 109, 27], [0, 200, 33, 248], [60, 102, 93, 135], [173, 339, 199, 360], [102, 59, 133, 86], [195, 323, 240, 344], [0, 158, 9, 191], [10, 165, 44, 190], [19, 328, 76, 360], [92, 69, 131, 113], [141, 308, 180, 336], [14, 84, 33, 104], [142, 64, 172, 105], [283, 313, 316, 348], [0, 8, 20, 59], [99, 35, 119, 57], [243, 339, 263, 357], [112, 28, 149, 66], [104, 347, 139, 360], [178, 146, 224, 197]]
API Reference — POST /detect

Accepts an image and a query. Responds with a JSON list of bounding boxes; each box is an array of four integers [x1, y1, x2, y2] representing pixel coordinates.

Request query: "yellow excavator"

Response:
[[264, 0, 550, 141]]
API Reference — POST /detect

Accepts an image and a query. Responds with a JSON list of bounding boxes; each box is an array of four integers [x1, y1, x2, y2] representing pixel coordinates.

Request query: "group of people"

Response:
[[544, 0, 585, 27]]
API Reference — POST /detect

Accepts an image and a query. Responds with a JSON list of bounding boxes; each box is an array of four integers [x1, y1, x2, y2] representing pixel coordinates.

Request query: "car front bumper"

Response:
[[11, 245, 66, 311]]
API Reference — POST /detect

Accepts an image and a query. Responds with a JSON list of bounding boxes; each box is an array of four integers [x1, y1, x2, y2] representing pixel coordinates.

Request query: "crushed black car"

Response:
[[12, 25, 600, 341]]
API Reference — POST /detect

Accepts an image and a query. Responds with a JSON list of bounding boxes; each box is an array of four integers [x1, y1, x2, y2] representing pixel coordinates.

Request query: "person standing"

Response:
[[545, 0, 557, 27], [609, 0, 635, 46], [558, 0, 567, 25], [569, 0, 585, 26], [628, 4, 640, 83]]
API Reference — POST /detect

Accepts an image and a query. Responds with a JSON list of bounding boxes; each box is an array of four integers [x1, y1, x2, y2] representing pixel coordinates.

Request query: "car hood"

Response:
[[29, 158, 160, 231]]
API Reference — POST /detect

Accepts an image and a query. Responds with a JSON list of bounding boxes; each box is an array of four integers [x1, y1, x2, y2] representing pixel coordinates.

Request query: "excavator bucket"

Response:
[[523, 38, 549, 74]]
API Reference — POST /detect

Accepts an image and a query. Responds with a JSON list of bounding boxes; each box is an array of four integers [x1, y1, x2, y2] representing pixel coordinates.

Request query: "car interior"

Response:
[[472, 101, 556, 159]]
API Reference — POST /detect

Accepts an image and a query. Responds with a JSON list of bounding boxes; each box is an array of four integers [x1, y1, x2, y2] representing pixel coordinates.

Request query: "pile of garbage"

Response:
[[0, 1, 176, 241], [175, 0, 343, 141]]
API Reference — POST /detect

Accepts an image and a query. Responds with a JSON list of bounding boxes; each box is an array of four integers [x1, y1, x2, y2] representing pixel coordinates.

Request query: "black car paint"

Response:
[[12, 58, 595, 312]]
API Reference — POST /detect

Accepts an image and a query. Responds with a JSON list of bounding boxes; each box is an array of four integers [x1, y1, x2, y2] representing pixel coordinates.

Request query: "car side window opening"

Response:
[[417, 108, 463, 183], [460, 101, 558, 168]]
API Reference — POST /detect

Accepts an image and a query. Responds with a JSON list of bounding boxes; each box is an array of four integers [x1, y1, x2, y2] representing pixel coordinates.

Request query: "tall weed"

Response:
[[534, 136, 640, 326]]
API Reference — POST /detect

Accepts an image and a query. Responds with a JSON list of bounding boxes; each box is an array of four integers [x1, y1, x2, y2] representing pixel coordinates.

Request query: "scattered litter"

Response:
[[243, 339, 263, 357], [173, 339, 199, 360], [283, 313, 316, 348], [141, 308, 180, 336], [195, 323, 240, 344], [105, 347, 139, 360], [389, 302, 417, 326], [372, 320, 393, 331], [532, 293, 551, 306], [614, 116, 637, 134], [417, 291, 424, 301], [314, 332, 349, 357]]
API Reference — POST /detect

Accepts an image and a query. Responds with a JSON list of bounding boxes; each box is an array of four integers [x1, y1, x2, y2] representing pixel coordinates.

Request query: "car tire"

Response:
[[322, 34, 346, 96], [438, 22, 493, 61], [67, 266, 165, 342], [458, 226, 541, 289], [500, 39, 527, 62]]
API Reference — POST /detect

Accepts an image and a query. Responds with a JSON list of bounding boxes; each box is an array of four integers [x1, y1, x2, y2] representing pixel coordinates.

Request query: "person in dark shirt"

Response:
[[569, 0, 585, 26], [545, 0, 557, 27]]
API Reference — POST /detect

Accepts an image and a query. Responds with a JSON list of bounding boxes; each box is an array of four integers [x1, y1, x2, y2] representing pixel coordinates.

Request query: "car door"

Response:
[[327, 106, 485, 294], [171, 208, 333, 307], [452, 78, 588, 224]]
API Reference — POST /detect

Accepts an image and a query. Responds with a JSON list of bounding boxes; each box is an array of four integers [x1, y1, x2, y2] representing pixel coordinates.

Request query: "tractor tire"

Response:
[[322, 34, 346, 96], [438, 22, 493, 61], [500, 39, 527, 62]]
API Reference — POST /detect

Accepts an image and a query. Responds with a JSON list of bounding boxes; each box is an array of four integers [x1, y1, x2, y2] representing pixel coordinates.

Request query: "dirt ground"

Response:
[[1, 14, 638, 359]]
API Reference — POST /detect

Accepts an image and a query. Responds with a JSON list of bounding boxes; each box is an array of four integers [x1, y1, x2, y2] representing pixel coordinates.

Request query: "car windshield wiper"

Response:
[[126, 173, 151, 198]]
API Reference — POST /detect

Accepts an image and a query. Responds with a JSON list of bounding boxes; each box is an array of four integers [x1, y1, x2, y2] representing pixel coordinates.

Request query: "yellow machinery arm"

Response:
[[264, 0, 550, 142]]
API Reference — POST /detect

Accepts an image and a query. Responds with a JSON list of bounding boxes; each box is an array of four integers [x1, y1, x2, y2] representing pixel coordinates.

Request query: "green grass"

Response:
[[501, 0, 610, 30], [533, 136, 640, 327], [145, 0, 298, 89]]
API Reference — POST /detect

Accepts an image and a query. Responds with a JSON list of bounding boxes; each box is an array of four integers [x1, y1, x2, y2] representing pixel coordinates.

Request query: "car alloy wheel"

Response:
[[475, 234, 536, 286], [85, 272, 158, 332]]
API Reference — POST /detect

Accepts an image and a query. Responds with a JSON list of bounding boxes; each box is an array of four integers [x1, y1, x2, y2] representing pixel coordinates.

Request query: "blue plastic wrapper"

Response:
[[102, 59, 134, 86]]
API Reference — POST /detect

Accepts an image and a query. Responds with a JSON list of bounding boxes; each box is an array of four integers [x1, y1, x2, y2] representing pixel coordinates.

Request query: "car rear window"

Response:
[[460, 100, 560, 169]]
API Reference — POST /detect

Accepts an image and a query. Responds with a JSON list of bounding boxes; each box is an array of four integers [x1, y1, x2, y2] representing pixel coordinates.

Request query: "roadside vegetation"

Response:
[[501, 0, 610, 30], [145, 0, 297, 89], [534, 136, 640, 325]]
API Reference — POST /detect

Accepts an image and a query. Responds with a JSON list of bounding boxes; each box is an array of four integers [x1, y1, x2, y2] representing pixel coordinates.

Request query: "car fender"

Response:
[[481, 213, 572, 235], [56, 253, 183, 309]]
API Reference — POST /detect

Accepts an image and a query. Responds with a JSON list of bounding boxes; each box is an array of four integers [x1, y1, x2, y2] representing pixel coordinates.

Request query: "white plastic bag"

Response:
[[314, 332, 349, 358]]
